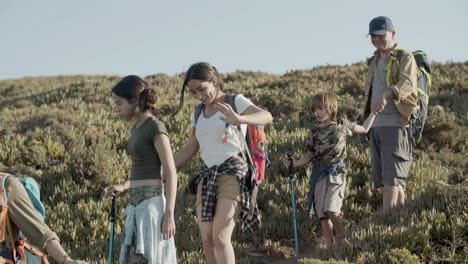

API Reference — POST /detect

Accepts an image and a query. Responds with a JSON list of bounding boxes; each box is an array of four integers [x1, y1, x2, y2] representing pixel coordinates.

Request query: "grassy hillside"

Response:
[[0, 61, 467, 264]]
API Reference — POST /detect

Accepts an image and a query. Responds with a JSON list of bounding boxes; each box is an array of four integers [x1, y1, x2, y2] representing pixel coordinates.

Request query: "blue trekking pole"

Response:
[[108, 196, 116, 264], [286, 151, 300, 263]]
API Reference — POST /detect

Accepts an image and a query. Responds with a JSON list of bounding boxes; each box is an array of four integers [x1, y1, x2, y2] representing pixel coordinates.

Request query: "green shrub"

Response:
[[381, 248, 421, 264]]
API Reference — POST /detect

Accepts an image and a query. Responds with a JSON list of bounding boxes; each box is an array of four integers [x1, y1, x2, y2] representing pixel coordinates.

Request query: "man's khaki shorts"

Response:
[[369, 126, 412, 188]]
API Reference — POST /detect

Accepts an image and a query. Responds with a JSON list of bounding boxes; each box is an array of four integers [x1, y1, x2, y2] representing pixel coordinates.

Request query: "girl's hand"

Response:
[[214, 102, 243, 125], [161, 213, 176, 240], [105, 184, 124, 198]]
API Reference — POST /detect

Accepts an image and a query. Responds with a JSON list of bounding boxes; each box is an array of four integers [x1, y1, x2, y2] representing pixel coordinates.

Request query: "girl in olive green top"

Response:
[[106, 75, 177, 264]]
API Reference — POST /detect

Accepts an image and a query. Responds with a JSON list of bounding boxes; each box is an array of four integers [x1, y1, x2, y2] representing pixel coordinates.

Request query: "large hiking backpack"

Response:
[[368, 49, 432, 143], [0, 172, 49, 264]]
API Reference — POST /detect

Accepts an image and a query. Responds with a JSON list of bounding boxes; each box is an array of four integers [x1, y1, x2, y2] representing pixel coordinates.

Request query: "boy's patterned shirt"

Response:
[[305, 119, 356, 165]]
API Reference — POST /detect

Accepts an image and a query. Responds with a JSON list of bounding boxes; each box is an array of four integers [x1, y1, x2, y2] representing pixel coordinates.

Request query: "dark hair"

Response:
[[173, 62, 224, 116], [111, 75, 156, 112]]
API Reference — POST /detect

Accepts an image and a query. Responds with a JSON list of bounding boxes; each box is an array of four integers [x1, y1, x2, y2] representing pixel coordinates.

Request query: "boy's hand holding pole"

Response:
[[282, 152, 296, 175]]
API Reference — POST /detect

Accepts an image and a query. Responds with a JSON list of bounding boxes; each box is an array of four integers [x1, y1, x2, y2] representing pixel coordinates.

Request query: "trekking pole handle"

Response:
[[285, 151, 295, 176], [110, 196, 116, 223]]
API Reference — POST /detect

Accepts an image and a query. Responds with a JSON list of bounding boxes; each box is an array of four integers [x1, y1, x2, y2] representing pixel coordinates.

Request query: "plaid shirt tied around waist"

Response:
[[197, 152, 261, 236]]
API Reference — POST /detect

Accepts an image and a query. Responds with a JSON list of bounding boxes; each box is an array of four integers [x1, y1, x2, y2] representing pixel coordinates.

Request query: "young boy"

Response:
[[285, 92, 377, 250]]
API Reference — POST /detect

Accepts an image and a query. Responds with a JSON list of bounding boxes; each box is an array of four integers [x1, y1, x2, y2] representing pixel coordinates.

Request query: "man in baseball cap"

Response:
[[361, 16, 419, 210]]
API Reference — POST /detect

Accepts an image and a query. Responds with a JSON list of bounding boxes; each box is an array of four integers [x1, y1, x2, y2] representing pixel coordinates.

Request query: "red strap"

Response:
[[5, 217, 16, 262], [41, 254, 50, 264], [18, 243, 26, 264], [22, 240, 45, 256], [19, 237, 25, 246], [0, 210, 6, 240], [22, 240, 50, 264]]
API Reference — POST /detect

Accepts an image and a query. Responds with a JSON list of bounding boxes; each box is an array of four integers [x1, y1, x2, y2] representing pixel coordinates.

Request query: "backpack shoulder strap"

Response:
[[383, 48, 406, 87], [194, 103, 205, 126], [195, 94, 239, 127], [367, 55, 375, 67], [225, 94, 238, 113], [224, 94, 239, 131], [227, 94, 255, 167], [396, 48, 406, 62]]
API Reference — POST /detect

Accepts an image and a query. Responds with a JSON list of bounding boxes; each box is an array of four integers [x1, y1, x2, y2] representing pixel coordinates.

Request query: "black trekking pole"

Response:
[[286, 151, 300, 263], [108, 196, 116, 264]]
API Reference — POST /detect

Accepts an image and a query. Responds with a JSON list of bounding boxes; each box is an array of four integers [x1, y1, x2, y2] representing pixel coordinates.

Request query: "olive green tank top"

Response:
[[127, 116, 168, 180]]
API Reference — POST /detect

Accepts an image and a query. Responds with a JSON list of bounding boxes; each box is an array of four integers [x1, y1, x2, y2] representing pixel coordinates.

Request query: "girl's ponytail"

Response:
[[139, 87, 156, 112], [172, 79, 187, 117], [211, 65, 224, 91], [111, 75, 156, 113]]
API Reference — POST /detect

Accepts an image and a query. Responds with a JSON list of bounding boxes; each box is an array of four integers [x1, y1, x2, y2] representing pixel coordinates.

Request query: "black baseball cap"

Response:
[[368, 16, 394, 36]]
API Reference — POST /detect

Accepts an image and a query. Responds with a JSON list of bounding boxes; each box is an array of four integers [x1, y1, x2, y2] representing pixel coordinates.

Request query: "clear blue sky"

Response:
[[1, 0, 467, 80]]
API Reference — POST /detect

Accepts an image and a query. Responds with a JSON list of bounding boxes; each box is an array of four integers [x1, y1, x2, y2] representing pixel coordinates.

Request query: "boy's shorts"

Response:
[[314, 174, 346, 218], [195, 173, 241, 207], [370, 126, 412, 188]]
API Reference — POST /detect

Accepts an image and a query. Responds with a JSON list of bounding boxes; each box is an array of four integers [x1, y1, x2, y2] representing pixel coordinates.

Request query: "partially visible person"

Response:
[[284, 92, 377, 250], [106, 75, 177, 264], [362, 16, 418, 209], [0, 174, 88, 264]]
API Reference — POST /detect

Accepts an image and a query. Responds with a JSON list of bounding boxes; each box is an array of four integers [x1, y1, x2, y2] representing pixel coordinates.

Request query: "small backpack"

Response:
[[0, 172, 49, 264], [368, 49, 432, 143]]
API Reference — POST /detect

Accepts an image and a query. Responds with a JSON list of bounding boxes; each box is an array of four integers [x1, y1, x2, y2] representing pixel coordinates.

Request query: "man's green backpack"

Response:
[[368, 49, 432, 143]]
